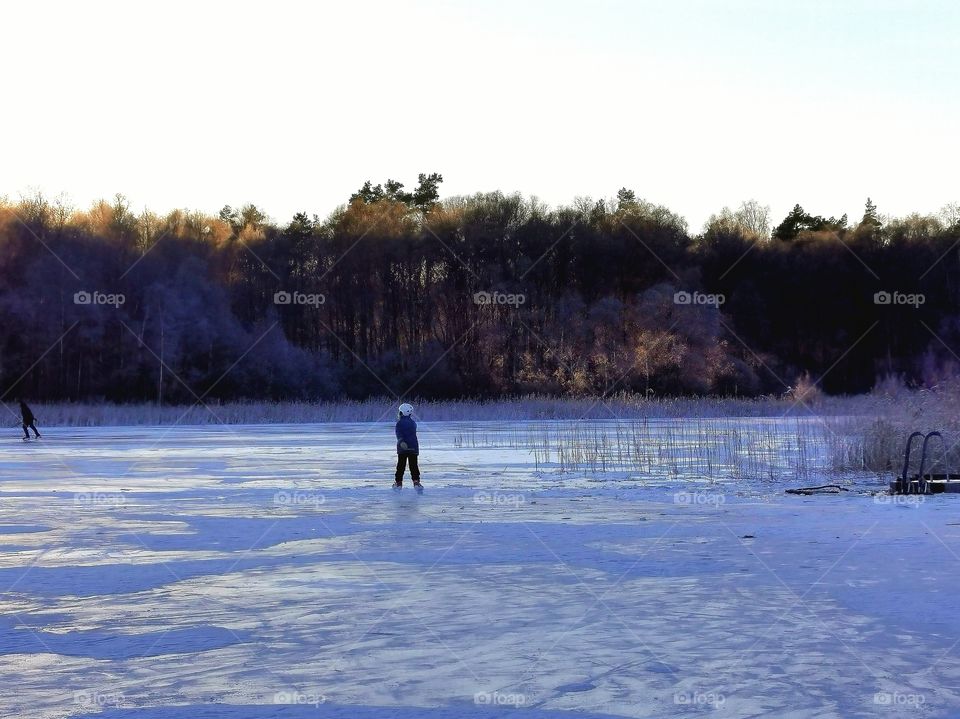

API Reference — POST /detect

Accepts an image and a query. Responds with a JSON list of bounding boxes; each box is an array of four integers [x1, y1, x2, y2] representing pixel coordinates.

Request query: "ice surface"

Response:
[[0, 421, 958, 718]]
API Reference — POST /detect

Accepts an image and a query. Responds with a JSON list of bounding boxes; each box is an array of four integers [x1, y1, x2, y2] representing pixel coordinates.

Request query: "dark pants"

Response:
[[23, 421, 39, 438], [395, 454, 420, 483]]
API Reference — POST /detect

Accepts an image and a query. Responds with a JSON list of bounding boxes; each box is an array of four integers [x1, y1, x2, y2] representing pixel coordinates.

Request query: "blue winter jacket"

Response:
[[395, 415, 419, 455]]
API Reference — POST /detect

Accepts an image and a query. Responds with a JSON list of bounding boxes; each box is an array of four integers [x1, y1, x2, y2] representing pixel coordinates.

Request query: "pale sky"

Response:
[[2, 0, 958, 231]]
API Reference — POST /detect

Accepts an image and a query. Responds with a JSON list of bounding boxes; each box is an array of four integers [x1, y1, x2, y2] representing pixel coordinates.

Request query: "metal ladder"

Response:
[[898, 431, 949, 494]]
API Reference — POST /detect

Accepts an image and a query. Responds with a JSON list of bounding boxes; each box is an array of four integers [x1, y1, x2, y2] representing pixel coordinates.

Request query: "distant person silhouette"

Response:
[[394, 403, 421, 489], [19, 399, 40, 440]]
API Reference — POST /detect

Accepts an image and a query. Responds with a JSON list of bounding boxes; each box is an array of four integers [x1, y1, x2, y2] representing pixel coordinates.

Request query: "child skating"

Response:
[[394, 403, 422, 492]]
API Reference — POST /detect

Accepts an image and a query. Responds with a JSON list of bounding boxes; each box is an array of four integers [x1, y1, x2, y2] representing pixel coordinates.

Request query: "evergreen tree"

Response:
[[616, 187, 638, 212], [859, 197, 882, 231], [773, 204, 807, 240]]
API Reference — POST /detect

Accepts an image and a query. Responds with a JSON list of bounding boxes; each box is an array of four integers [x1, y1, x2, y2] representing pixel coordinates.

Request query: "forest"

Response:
[[1, 176, 958, 403]]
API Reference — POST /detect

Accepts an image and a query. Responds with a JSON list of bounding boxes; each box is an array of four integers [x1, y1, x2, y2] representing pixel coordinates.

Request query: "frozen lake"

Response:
[[1, 421, 958, 718]]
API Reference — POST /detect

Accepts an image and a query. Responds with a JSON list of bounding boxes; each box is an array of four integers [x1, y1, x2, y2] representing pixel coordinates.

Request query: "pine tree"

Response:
[[859, 197, 882, 231], [616, 188, 638, 212], [773, 204, 807, 240]]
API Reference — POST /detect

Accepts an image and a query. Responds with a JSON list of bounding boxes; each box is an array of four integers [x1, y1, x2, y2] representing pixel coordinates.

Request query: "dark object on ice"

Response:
[[741, 534, 755, 539], [18, 399, 40, 439], [891, 431, 960, 495], [785, 485, 848, 495]]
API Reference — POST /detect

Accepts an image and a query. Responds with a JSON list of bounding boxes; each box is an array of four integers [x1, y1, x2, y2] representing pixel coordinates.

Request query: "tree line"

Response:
[[1, 179, 958, 404]]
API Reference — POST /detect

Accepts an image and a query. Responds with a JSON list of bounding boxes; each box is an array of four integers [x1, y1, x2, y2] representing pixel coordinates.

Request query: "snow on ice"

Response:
[[0, 421, 958, 718]]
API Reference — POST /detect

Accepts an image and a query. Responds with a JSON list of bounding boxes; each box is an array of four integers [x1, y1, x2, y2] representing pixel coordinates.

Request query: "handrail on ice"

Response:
[[899, 431, 925, 493], [897, 430, 953, 494], [917, 431, 949, 494]]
